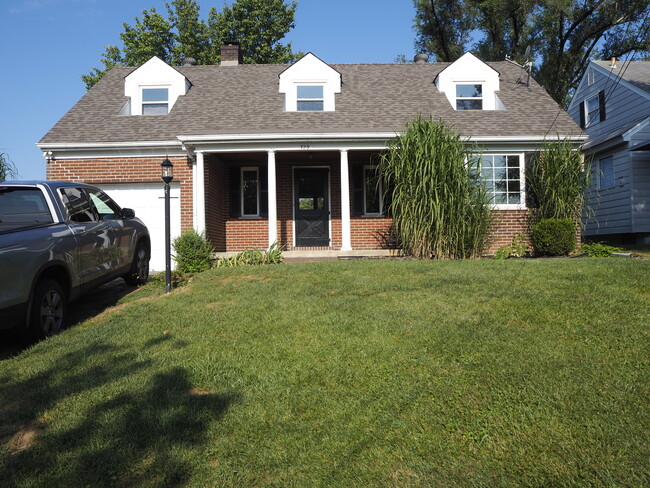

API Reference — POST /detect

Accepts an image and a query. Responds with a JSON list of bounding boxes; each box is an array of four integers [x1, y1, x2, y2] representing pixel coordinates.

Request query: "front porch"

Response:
[[198, 149, 396, 253]]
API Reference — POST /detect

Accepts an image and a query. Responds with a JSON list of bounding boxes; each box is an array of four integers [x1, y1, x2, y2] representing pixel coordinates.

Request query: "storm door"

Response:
[[294, 168, 330, 247]]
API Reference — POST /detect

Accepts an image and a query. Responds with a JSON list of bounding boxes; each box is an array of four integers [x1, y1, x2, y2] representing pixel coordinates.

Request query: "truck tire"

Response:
[[29, 279, 66, 340], [123, 242, 150, 286]]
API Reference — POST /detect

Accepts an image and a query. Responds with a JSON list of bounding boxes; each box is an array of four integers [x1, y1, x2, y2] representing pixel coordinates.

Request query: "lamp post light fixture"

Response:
[[161, 158, 174, 293]]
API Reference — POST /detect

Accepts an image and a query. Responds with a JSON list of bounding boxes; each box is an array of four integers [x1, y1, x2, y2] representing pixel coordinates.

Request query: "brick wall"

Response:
[[46, 156, 194, 232]]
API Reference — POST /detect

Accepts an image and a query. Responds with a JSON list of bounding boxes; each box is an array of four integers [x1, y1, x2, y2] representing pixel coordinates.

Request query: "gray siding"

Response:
[[585, 147, 633, 235], [572, 62, 650, 237], [569, 66, 650, 139], [631, 150, 650, 233]]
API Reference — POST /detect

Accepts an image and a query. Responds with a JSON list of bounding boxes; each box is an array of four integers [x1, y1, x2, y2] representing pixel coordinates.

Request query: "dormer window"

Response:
[[456, 84, 483, 110], [279, 53, 341, 112], [142, 87, 169, 115], [297, 85, 324, 111]]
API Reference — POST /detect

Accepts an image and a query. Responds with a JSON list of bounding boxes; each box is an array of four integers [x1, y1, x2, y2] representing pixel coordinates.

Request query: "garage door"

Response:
[[99, 183, 181, 272]]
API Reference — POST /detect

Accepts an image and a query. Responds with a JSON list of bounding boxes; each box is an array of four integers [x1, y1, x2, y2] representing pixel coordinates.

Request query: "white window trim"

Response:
[[479, 153, 526, 210], [584, 94, 599, 127], [296, 84, 325, 112], [455, 83, 483, 111], [363, 165, 384, 216], [240, 166, 260, 217], [141, 85, 170, 115], [587, 68, 595, 86]]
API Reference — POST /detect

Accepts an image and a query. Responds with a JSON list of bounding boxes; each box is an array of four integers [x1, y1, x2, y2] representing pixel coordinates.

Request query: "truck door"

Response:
[[59, 187, 113, 285]]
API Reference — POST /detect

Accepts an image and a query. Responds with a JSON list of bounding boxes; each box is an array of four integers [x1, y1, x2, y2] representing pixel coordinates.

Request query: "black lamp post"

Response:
[[161, 158, 174, 293]]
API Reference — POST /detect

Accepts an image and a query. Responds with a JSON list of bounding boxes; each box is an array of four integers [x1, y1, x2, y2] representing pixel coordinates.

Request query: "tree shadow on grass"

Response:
[[0, 340, 239, 487]]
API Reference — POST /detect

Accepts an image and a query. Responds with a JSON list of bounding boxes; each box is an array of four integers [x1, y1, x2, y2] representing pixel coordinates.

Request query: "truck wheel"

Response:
[[123, 242, 150, 286], [29, 279, 66, 339]]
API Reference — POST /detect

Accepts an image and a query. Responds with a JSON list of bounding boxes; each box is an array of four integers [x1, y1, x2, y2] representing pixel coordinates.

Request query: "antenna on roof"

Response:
[[505, 45, 532, 87]]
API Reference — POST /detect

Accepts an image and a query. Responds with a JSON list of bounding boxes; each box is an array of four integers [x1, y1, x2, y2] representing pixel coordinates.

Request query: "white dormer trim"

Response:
[[435, 52, 504, 111], [279, 53, 342, 112], [124, 56, 190, 116]]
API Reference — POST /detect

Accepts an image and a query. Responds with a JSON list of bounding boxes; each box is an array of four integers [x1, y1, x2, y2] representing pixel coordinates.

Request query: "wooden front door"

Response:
[[294, 168, 330, 247]]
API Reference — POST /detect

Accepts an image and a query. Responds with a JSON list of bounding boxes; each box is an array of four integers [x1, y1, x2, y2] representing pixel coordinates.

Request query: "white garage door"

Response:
[[99, 183, 181, 272]]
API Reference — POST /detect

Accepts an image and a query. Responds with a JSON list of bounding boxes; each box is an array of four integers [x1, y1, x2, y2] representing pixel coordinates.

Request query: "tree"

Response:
[[413, 0, 650, 107], [83, 0, 299, 89], [0, 152, 19, 181]]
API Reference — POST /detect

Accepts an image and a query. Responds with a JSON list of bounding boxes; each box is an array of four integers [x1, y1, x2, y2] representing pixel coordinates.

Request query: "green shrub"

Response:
[[494, 233, 529, 259], [172, 230, 214, 273], [531, 218, 576, 256], [581, 242, 623, 257]]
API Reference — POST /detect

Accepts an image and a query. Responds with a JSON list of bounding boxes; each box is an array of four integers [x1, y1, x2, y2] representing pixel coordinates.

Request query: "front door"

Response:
[[294, 168, 330, 247]]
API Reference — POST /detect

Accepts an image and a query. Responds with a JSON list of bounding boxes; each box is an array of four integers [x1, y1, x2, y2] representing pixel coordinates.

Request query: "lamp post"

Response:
[[161, 158, 174, 293]]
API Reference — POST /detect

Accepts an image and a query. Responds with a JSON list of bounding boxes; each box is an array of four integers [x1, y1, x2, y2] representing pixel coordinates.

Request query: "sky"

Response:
[[0, 0, 417, 181]]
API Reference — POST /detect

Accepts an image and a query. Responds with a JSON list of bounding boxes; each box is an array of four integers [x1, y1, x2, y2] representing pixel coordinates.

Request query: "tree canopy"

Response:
[[82, 0, 299, 89], [414, 0, 650, 106]]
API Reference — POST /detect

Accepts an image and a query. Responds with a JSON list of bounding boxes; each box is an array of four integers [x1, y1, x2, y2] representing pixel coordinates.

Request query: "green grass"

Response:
[[1, 259, 649, 487]]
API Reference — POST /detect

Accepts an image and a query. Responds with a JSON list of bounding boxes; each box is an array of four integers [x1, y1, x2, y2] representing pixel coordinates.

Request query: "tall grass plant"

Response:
[[379, 116, 492, 259]]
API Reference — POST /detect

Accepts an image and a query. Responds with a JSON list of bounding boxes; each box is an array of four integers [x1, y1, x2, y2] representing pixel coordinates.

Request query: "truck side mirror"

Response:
[[120, 208, 135, 219]]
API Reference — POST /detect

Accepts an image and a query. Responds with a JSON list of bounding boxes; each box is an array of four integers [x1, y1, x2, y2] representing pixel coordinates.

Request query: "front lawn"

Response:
[[1, 259, 648, 487]]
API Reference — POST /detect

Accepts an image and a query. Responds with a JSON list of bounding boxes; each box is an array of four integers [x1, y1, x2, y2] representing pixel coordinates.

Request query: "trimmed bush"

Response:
[[531, 218, 576, 256], [172, 230, 215, 273]]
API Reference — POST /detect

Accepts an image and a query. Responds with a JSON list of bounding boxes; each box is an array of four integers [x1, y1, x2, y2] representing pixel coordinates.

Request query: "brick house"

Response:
[[39, 44, 583, 269]]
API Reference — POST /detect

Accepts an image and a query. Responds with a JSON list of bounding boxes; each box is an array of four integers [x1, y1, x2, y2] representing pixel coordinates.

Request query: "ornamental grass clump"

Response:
[[379, 116, 492, 259], [526, 138, 593, 225]]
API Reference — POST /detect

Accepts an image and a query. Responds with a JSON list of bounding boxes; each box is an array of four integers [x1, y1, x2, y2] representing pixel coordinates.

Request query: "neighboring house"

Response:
[[568, 59, 650, 244], [39, 43, 583, 268]]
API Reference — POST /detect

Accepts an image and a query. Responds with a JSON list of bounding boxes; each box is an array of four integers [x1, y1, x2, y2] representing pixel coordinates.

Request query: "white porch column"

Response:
[[340, 149, 352, 250], [193, 151, 206, 234], [267, 150, 278, 248]]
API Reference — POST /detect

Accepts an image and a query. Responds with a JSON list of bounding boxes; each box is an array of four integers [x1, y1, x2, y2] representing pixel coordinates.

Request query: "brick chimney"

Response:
[[221, 41, 242, 66]]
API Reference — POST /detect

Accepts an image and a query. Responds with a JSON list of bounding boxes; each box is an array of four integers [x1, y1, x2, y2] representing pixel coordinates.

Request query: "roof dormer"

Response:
[[435, 52, 505, 111], [123, 56, 190, 116], [279, 53, 341, 112]]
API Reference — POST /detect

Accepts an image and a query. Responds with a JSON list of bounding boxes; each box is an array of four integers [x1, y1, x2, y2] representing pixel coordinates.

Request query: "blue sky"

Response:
[[0, 0, 417, 180]]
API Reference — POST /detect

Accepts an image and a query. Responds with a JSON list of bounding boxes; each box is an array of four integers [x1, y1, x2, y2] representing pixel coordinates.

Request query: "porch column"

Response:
[[267, 150, 278, 248], [193, 151, 206, 234], [340, 149, 352, 250]]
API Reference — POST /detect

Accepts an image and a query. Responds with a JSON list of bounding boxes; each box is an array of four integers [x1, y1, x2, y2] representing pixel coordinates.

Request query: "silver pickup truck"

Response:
[[0, 181, 150, 339]]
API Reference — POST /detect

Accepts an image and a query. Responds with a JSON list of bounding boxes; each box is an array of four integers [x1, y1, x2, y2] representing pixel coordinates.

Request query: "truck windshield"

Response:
[[0, 187, 53, 225]]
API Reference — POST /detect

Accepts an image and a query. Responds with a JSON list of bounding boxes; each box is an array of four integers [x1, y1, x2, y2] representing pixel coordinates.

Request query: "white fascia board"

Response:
[[37, 140, 182, 150], [36, 140, 184, 159]]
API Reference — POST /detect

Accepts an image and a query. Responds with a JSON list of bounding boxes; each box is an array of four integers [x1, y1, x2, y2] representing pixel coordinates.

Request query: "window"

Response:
[[0, 187, 53, 225], [585, 94, 599, 127], [479, 155, 522, 205], [456, 84, 483, 110], [60, 188, 97, 223], [142, 87, 169, 115], [297, 85, 324, 111], [581, 91, 606, 128], [86, 188, 121, 220], [364, 166, 383, 215], [587, 68, 595, 85], [241, 167, 260, 216], [598, 156, 614, 189]]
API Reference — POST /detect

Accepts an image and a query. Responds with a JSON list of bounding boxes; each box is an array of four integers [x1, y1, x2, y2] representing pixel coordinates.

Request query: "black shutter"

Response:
[[229, 166, 240, 217], [579, 101, 586, 129], [351, 164, 364, 216], [260, 166, 268, 217], [599, 90, 606, 122]]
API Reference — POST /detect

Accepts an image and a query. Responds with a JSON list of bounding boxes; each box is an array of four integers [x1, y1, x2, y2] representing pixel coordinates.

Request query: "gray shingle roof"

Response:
[[40, 61, 580, 145], [593, 60, 650, 94]]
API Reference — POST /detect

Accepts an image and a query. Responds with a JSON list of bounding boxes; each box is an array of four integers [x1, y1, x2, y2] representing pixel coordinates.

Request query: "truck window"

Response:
[[59, 188, 97, 223], [0, 187, 54, 224], [87, 189, 122, 220]]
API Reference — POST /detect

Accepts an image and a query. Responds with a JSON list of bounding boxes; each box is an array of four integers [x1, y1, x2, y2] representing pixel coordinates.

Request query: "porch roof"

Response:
[[40, 61, 581, 146]]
